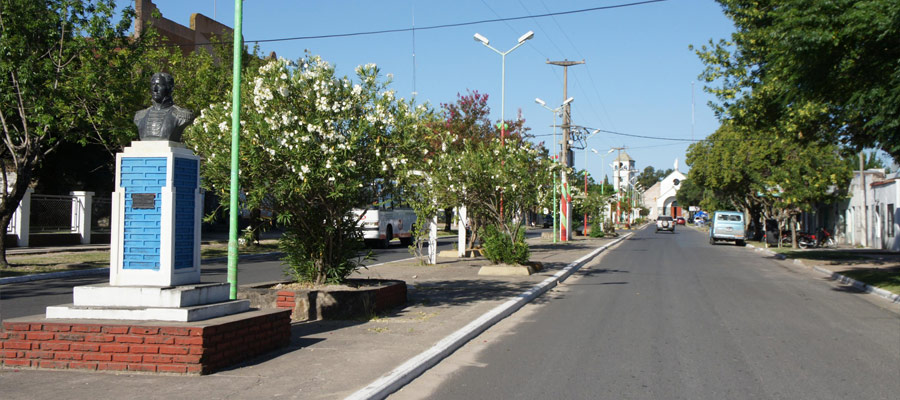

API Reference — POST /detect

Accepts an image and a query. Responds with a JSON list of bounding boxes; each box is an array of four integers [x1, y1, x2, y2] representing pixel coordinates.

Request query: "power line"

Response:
[[582, 126, 793, 144], [154, 1, 667, 48], [594, 128, 695, 142]]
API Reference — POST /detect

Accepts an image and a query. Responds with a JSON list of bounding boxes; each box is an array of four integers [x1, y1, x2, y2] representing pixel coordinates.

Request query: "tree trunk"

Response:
[[315, 258, 325, 286], [443, 207, 452, 231], [248, 208, 262, 245], [0, 212, 10, 268], [0, 160, 36, 269], [790, 214, 798, 249], [467, 217, 480, 257]]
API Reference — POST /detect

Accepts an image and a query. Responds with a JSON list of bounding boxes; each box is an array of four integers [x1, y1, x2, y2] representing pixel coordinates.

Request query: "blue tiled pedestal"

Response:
[[108, 141, 203, 287]]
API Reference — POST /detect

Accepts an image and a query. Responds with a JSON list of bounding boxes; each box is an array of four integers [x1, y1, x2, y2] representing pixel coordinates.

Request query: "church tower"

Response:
[[612, 150, 636, 194]]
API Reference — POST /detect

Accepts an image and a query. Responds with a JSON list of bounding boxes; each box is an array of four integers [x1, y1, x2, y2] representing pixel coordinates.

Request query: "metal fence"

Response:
[[29, 194, 79, 233]]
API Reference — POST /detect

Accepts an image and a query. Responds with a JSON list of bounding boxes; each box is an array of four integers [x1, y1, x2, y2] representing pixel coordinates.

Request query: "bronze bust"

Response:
[[134, 72, 194, 142]]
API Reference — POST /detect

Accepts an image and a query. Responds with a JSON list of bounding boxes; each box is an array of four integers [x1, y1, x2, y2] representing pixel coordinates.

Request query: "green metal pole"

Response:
[[553, 173, 558, 243], [227, 0, 243, 300]]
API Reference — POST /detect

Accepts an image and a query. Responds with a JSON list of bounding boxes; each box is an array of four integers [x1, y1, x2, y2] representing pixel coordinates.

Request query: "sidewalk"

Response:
[[0, 232, 628, 400]]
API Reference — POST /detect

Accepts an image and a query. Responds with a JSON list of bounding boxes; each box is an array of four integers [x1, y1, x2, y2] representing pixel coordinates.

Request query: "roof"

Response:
[[870, 178, 897, 188], [614, 151, 633, 162]]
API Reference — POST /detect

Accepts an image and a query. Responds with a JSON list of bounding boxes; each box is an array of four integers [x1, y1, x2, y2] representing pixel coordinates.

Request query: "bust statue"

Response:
[[134, 72, 194, 142]]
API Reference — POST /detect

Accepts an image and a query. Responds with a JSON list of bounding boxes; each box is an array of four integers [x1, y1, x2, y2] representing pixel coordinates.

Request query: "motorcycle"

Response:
[[797, 232, 816, 249], [797, 228, 837, 249], [815, 228, 837, 248]]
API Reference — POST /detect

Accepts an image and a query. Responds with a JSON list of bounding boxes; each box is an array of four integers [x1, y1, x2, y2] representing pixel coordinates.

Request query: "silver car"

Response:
[[656, 216, 675, 233]]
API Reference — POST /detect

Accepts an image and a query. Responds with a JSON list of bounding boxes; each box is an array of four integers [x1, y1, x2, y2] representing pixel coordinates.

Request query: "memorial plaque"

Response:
[[132, 193, 156, 209]]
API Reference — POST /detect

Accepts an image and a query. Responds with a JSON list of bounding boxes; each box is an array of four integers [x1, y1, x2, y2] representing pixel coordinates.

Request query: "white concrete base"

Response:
[[437, 250, 459, 258], [45, 300, 251, 322], [72, 283, 231, 308], [477, 264, 536, 276]]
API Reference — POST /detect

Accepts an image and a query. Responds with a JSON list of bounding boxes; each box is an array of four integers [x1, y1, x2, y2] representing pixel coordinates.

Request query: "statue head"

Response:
[[150, 72, 174, 105]]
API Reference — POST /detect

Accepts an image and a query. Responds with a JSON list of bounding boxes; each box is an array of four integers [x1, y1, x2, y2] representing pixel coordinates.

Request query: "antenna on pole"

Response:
[[411, 4, 417, 98], [691, 81, 695, 141]]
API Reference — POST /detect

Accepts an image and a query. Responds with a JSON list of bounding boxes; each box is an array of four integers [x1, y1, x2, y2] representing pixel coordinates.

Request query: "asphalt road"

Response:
[[394, 225, 900, 400], [0, 235, 464, 322]]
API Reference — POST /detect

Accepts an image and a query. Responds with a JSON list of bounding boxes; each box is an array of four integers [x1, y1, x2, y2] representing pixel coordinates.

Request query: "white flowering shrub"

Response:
[[185, 55, 415, 284], [403, 128, 555, 257]]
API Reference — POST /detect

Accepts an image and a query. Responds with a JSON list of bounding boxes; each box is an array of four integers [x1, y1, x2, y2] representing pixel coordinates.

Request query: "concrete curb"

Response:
[[809, 265, 900, 304], [345, 233, 633, 400], [0, 267, 112, 285], [749, 246, 899, 304], [0, 252, 285, 285]]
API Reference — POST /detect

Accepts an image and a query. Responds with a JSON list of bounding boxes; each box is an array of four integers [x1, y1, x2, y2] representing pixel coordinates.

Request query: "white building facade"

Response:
[[643, 169, 687, 220], [843, 170, 899, 250], [612, 151, 636, 193]]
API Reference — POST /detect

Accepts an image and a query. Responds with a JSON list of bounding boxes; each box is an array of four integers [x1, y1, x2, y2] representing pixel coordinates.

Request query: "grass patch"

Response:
[[745, 241, 900, 294], [1, 252, 109, 277], [837, 268, 900, 295]]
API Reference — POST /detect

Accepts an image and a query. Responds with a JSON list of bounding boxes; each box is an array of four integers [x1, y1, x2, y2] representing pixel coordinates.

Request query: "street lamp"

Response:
[[535, 97, 573, 156], [590, 148, 616, 196], [592, 147, 616, 228], [474, 31, 533, 221], [535, 97, 573, 243], [474, 30, 534, 142]]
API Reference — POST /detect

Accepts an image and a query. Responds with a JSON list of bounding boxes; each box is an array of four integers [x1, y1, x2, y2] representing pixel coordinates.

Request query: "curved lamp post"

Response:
[[474, 31, 533, 220], [474, 31, 534, 143]]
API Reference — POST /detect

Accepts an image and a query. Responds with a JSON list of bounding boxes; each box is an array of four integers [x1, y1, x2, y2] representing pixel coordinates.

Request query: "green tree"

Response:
[[686, 123, 852, 246], [636, 166, 673, 191], [0, 0, 148, 267], [675, 178, 703, 210], [695, 0, 900, 160]]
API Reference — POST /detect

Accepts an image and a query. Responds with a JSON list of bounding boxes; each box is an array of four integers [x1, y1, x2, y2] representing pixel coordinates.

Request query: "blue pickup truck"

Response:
[[709, 211, 746, 246]]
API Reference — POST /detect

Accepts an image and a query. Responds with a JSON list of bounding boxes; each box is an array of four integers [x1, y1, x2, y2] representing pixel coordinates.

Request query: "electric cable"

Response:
[[150, 1, 667, 48]]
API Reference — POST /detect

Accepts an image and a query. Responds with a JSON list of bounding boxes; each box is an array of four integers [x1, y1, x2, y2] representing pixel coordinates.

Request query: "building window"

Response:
[[889, 204, 895, 236]]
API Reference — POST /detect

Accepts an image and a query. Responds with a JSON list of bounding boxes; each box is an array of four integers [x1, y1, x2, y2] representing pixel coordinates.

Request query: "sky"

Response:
[[131, 0, 738, 181]]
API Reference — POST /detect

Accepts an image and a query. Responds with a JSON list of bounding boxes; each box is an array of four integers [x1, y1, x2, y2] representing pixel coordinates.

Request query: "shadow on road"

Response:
[[0, 276, 103, 300], [406, 279, 540, 307]]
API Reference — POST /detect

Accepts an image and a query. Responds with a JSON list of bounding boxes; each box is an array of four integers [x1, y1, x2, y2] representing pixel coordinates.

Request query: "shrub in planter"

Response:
[[480, 224, 529, 265], [589, 220, 605, 238]]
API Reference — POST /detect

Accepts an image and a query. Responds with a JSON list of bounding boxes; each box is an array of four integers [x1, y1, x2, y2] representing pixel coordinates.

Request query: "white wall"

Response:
[[844, 170, 899, 249]]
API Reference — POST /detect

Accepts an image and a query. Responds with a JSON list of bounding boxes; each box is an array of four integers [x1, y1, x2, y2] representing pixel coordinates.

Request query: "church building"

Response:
[[642, 160, 687, 220]]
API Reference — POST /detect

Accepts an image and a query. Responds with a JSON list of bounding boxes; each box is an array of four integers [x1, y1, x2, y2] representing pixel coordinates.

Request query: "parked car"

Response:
[[676, 217, 686, 225], [709, 211, 746, 246], [656, 216, 675, 233]]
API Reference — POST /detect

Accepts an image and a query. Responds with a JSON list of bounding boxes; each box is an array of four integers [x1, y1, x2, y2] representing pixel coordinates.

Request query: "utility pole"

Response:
[[547, 59, 584, 241]]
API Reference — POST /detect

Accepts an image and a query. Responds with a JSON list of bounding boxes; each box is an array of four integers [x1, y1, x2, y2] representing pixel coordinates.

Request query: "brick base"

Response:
[[0, 309, 290, 375], [240, 279, 407, 321]]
